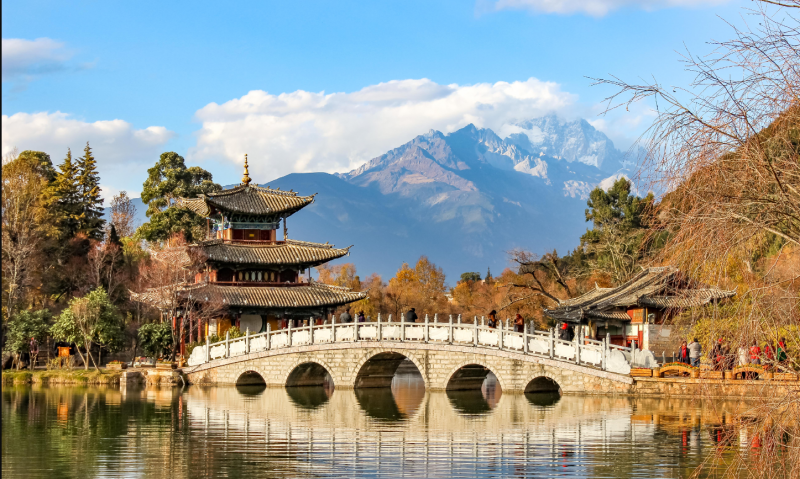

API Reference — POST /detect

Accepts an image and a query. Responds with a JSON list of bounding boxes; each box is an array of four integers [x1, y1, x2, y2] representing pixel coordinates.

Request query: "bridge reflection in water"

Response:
[[175, 367, 747, 478]]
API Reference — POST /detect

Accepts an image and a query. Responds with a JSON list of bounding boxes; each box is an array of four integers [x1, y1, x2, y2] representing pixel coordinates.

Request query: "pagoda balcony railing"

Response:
[[210, 281, 307, 287], [187, 313, 638, 376], [207, 239, 289, 245]]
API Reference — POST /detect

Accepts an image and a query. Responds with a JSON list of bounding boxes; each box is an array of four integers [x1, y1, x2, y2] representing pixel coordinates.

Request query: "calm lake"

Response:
[[3, 369, 749, 478]]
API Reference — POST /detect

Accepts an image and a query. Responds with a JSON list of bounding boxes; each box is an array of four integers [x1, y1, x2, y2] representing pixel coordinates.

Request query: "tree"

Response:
[[460, 272, 481, 283], [2, 153, 50, 323], [593, 2, 799, 475], [579, 178, 654, 283], [76, 142, 105, 239], [137, 152, 220, 243], [51, 287, 123, 370], [46, 149, 82, 240], [508, 249, 574, 308], [15, 150, 57, 182], [109, 191, 138, 238], [4, 309, 50, 370], [484, 268, 493, 283], [137, 322, 173, 358]]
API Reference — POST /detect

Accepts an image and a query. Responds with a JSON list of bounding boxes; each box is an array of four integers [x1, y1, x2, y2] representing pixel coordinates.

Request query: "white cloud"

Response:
[[2, 38, 74, 81], [2, 111, 175, 199], [190, 78, 577, 181], [490, 0, 730, 17]]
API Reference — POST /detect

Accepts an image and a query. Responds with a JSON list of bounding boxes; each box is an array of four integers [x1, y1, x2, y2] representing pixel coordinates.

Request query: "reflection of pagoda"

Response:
[[136, 155, 366, 339]]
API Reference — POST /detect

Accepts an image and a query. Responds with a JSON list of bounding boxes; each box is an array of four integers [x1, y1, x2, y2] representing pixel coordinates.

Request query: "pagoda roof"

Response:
[[175, 184, 315, 217], [544, 267, 735, 324], [131, 281, 366, 310], [195, 239, 351, 267]]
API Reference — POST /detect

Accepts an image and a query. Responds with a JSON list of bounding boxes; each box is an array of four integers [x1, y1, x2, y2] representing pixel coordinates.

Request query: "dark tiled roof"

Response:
[[175, 197, 210, 216], [544, 267, 735, 323], [175, 185, 314, 217], [195, 239, 350, 267], [131, 281, 366, 309]]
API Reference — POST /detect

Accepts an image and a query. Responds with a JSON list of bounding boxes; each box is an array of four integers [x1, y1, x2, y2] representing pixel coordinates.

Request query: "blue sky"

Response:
[[2, 0, 750, 201]]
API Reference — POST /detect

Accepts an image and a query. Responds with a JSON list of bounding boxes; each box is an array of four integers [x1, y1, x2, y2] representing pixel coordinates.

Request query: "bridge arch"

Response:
[[282, 358, 337, 388], [352, 350, 427, 389], [442, 360, 507, 392], [524, 375, 561, 394], [235, 369, 267, 386]]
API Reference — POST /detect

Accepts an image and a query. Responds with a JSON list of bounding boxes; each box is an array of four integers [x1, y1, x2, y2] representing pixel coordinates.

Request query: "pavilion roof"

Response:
[[130, 281, 366, 310], [195, 239, 351, 267], [175, 184, 315, 217], [544, 267, 735, 323]]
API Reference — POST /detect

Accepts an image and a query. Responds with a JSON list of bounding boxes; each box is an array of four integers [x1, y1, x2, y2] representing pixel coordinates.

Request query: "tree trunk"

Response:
[[75, 347, 88, 371]]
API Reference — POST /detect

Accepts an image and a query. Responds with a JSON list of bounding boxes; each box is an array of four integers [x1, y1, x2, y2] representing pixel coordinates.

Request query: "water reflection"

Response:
[[446, 389, 492, 415], [235, 384, 267, 396], [2, 383, 756, 478], [286, 385, 333, 410], [524, 391, 561, 408], [355, 387, 405, 420]]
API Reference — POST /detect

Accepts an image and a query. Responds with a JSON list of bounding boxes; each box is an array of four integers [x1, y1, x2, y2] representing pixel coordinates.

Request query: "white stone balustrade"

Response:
[[186, 316, 634, 375]]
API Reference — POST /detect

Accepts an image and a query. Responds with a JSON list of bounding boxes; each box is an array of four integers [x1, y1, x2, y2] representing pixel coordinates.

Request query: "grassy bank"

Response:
[[2, 369, 123, 385]]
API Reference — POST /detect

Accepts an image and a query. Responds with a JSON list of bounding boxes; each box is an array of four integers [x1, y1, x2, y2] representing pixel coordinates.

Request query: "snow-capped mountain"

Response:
[[505, 114, 630, 173]]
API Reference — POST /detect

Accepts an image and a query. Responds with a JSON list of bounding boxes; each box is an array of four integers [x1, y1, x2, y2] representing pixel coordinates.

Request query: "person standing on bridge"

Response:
[[339, 307, 353, 323], [406, 308, 418, 323], [514, 314, 524, 333], [678, 341, 690, 365], [487, 310, 498, 329], [688, 338, 701, 367]]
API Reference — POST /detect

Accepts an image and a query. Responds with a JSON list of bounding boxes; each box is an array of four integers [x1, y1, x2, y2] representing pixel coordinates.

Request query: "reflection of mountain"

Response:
[[108, 116, 634, 279]]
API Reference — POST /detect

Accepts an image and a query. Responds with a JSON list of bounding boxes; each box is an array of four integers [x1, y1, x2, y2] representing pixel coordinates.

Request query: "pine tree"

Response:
[[47, 149, 82, 239], [76, 142, 105, 239], [485, 267, 493, 282]]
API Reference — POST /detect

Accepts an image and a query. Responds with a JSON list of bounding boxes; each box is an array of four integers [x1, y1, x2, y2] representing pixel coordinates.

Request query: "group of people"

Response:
[[677, 337, 790, 370], [337, 308, 366, 323]]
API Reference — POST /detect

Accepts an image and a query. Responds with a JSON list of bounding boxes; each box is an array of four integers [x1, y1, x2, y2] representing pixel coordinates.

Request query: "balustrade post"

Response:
[[474, 316, 478, 347], [424, 314, 429, 343], [205, 334, 210, 363], [266, 323, 271, 350], [400, 314, 405, 341], [377, 313, 382, 342], [225, 331, 230, 358], [331, 315, 336, 343], [601, 336, 607, 371], [498, 320, 504, 350], [523, 321, 529, 354], [574, 328, 580, 365], [288, 319, 292, 347], [309, 317, 314, 345], [354, 314, 359, 342], [449, 315, 453, 344], [245, 328, 250, 354], [549, 328, 555, 359]]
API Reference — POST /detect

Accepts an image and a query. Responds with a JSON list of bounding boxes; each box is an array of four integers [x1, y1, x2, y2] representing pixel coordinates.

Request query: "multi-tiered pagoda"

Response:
[[134, 155, 366, 340]]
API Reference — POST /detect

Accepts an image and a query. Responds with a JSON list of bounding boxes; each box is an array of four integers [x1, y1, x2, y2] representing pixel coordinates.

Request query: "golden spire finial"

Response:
[[242, 153, 252, 185]]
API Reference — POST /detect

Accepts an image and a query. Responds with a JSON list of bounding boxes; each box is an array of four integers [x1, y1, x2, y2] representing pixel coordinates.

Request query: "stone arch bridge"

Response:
[[184, 318, 634, 394]]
